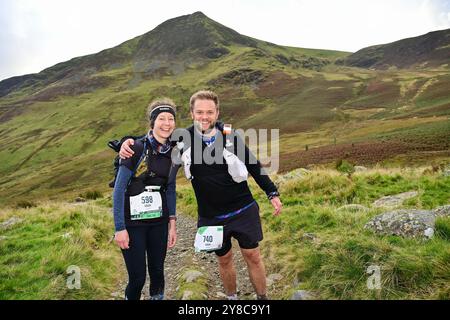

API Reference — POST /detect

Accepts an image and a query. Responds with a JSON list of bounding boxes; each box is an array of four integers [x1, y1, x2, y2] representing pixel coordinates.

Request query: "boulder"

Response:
[[275, 168, 311, 186], [372, 191, 418, 208], [364, 209, 435, 238], [0, 217, 23, 230], [424, 228, 434, 239], [433, 205, 450, 218]]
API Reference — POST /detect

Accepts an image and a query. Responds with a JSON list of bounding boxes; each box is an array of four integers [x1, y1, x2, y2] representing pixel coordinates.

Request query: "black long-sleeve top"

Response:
[[185, 125, 278, 218]]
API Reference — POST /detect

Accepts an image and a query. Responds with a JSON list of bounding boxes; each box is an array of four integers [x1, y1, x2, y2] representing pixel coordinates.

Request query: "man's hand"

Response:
[[168, 220, 177, 249], [270, 196, 282, 216], [119, 139, 135, 159], [115, 229, 130, 249]]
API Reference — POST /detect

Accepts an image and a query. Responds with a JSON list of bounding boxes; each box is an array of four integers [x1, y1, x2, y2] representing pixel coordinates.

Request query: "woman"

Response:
[[113, 98, 178, 300]]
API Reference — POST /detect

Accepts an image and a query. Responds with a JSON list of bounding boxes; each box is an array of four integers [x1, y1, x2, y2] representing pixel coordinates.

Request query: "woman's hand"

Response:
[[168, 220, 177, 249], [115, 229, 130, 249]]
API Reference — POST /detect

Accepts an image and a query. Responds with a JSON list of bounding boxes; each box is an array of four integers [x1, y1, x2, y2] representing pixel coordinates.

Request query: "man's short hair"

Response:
[[189, 90, 219, 111]]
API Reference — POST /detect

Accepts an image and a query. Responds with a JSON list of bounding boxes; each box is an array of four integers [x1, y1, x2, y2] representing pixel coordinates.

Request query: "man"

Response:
[[119, 90, 282, 300]]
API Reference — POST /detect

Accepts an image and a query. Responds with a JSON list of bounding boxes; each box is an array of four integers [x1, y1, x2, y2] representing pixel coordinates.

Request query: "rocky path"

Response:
[[113, 213, 258, 300]]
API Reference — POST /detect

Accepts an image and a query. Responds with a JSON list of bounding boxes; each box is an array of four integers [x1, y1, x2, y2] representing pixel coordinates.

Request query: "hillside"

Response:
[[177, 165, 450, 299], [338, 28, 450, 69], [0, 200, 121, 299], [0, 12, 449, 205], [1, 166, 449, 299]]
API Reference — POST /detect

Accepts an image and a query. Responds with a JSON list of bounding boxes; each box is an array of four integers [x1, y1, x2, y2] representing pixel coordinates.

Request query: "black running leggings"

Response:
[[121, 223, 168, 300]]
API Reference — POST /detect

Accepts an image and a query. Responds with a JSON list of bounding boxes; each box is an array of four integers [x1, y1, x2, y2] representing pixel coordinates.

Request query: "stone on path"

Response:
[[183, 270, 203, 283]]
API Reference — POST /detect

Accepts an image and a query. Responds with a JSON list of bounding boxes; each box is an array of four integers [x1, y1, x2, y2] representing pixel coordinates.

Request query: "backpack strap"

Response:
[[126, 137, 149, 188]]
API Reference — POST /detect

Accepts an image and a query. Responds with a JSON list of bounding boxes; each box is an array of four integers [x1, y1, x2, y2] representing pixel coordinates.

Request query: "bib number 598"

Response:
[[141, 196, 153, 204]]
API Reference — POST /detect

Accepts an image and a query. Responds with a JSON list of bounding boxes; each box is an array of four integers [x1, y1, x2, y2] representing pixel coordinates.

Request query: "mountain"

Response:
[[0, 12, 256, 100], [0, 12, 449, 205], [134, 11, 258, 58], [339, 28, 450, 69]]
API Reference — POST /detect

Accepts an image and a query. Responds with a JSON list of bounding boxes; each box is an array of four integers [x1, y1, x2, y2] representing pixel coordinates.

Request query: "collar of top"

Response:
[[147, 130, 172, 154]]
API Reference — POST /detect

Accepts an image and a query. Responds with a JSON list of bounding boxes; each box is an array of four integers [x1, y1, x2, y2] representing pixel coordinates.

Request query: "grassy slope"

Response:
[[0, 42, 449, 205], [178, 167, 450, 299], [2, 166, 448, 300], [0, 199, 121, 299]]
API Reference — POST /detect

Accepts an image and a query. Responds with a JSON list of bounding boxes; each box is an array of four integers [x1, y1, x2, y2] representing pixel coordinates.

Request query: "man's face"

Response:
[[191, 99, 219, 132]]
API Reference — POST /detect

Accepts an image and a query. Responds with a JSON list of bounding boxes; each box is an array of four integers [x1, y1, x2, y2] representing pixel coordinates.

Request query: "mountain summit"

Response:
[[135, 11, 257, 59], [0, 12, 261, 97], [0, 12, 449, 205]]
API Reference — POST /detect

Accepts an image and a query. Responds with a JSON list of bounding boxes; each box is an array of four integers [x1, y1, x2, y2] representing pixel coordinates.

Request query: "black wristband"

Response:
[[267, 191, 280, 200]]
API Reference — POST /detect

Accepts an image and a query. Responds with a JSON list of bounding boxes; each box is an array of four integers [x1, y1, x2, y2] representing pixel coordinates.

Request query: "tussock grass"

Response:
[[0, 201, 121, 300], [435, 217, 450, 241], [177, 166, 450, 299]]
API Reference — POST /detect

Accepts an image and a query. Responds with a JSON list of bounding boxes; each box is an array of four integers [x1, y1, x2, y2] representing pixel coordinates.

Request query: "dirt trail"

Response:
[[113, 213, 259, 300]]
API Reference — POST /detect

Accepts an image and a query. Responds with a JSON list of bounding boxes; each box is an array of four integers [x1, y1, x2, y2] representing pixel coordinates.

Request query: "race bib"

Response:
[[194, 226, 224, 252], [129, 187, 162, 220]]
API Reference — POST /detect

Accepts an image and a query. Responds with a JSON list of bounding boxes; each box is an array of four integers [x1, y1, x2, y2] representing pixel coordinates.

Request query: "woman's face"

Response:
[[152, 112, 176, 140]]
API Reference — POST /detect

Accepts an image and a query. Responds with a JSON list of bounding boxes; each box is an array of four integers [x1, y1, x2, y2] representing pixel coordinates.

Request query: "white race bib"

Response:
[[194, 226, 224, 252], [129, 187, 162, 220]]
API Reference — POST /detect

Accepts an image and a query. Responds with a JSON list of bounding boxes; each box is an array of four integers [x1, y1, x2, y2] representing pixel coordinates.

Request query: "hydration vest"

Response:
[[175, 124, 248, 183]]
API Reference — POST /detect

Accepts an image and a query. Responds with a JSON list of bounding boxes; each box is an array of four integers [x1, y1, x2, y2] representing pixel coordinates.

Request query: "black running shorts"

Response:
[[197, 202, 263, 257]]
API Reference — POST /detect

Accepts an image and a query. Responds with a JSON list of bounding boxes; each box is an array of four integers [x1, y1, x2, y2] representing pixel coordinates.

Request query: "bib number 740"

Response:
[[194, 226, 223, 252]]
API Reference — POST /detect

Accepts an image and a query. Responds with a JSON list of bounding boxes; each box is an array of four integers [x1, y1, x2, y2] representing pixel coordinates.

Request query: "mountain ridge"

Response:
[[0, 11, 264, 98], [0, 12, 448, 205], [339, 28, 450, 69]]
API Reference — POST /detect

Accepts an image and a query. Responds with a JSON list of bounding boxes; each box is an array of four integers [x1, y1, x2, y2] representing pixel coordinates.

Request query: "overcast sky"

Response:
[[1, 0, 449, 81]]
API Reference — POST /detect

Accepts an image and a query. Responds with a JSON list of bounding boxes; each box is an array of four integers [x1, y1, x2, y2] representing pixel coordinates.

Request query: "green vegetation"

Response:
[[79, 190, 103, 200], [335, 159, 355, 176], [0, 201, 121, 299], [177, 167, 450, 299], [0, 12, 449, 300], [0, 14, 449, 204], [435, 217, 450, 241], [1, 166, 448, 299], [175, 268, 208, 300]]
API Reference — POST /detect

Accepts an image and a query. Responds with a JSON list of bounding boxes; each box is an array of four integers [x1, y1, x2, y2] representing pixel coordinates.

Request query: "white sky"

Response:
[[1, 0, 450, 81]]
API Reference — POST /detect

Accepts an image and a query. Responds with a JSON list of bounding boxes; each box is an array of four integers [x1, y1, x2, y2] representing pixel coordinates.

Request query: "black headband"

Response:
[[149, 105, 176, 121]]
